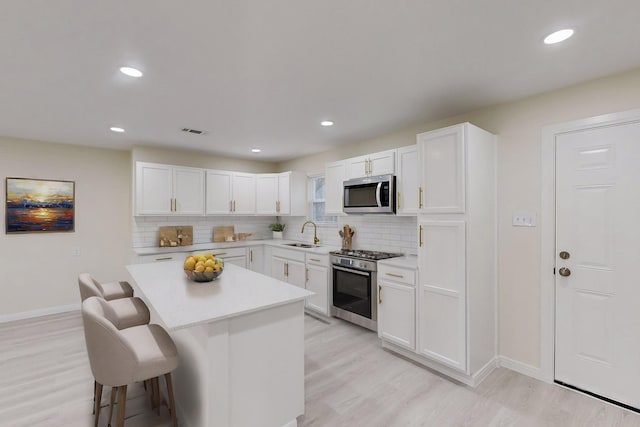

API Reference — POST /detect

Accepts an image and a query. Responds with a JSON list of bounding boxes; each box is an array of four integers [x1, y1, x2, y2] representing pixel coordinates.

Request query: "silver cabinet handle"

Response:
[[559, 267, 571, 277], [386, 273, 404, 278], [155, 257, 173, 261]]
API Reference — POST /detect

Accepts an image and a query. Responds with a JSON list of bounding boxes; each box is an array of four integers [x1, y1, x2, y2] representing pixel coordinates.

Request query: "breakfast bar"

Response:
[[126, 261, 313, 427]]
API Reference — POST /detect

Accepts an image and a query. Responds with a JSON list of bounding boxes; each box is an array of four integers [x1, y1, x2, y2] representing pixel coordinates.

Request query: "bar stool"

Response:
[[81, 297, 179, 427], [78, 273, 150, 329]]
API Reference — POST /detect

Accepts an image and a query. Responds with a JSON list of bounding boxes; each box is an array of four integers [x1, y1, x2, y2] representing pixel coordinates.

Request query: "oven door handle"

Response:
[[333, 265, 371, 276], [375, 182, 382, 207]]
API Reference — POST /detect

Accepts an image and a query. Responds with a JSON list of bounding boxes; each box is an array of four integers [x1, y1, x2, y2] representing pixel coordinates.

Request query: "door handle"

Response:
[[250, 250, 253, 263], [375, 182, 383, 207], [559, 251, 570, 259], [418, 187, 423, 209], [397, 192, 401, 209], [378, 285, 382, 304], [306, 268, 309, 282], [559, 267, 571, 277], [419, 225, 423, 247]]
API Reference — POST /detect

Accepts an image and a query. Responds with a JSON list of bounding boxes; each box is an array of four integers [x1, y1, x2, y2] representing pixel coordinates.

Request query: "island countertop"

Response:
[[126, 261, 313, 331]]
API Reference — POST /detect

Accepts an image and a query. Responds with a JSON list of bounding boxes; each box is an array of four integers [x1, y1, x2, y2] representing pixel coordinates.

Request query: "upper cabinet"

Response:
[[256, 172, 307, 216], [347, 149, 396, 179], [324, 160, 346, 215], [205, 170, 256, 215], [417, 125, 466, 213], [396, 145, 419, 215], [135, 162, 204, 216]]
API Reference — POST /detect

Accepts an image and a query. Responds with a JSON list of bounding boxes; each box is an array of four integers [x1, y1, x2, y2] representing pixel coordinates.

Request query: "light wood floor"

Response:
[[2, 312, 640, 427]]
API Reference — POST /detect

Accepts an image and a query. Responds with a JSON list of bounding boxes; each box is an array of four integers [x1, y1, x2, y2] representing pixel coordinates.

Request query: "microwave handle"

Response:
[[376, 182, 382, 207]]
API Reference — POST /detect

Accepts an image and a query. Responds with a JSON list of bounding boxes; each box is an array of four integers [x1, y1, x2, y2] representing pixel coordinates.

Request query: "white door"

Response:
[[173, 167, 204, 215], [255, 174, 279, 214], [306, 264, 328, 315], [248, 246, 264, 274], [277, 173, 291, 215], [231, 173, 256, 214], [286, 259, 307, 289], [396, 145, 419, 215], [325, 160, 346, 215], [378, 279, 415, 351], [135, 162, 173, 215], [555, 121, 640, 408], [206, 171, 232, 214]]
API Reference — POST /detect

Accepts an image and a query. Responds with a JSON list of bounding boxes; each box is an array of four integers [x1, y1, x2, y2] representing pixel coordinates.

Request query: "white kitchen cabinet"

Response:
[[346, 149, 395, 179], [377, 262, 416, 351], [395, 145, 419, 215], [135, 162, 204, 216], [137, 251, 186, 264], [256, 172, 307, 216], [271, 247, 307, 289], [247, 246, 264, 274], [325, 160, 346, 215], [205, 170, 256, 215], [417, 125, 466, 213], [305, 254, 331, 316], [411, 122, 496, 384], [212, 246, 248, 268]]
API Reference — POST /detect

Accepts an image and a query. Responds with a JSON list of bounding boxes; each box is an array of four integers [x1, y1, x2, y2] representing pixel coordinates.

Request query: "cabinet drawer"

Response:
[[305, 253, 329, 266], [137, 252, 185, 263], [204, 247, 247, 259], [271, 247, 306, 262], [378, 265, 415, 286]]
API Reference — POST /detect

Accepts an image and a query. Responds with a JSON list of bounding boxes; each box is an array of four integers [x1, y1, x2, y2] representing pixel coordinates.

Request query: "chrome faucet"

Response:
[[301, 221, 319, 245]]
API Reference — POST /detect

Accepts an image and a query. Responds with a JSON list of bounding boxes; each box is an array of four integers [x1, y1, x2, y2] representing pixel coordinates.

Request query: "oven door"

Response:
[[332, 265, 373, 319]]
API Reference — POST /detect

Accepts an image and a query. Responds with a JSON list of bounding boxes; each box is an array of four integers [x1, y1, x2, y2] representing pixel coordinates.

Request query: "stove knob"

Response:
[[359, 262, 366, 269]]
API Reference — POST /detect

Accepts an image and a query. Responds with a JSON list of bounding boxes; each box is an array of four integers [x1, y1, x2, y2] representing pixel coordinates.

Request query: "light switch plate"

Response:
[[512, 211, 537, 227]]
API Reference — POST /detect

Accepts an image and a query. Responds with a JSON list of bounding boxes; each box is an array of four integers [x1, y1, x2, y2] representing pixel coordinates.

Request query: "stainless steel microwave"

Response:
[[343, 174, 396, 214]]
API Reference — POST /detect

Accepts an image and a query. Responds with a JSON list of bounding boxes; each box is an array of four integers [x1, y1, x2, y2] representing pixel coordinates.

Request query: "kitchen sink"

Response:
[[283, 242, 317, 248]]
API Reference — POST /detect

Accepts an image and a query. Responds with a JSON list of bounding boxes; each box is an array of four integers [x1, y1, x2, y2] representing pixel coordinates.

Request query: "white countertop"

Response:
[[378, 254, 418, 269], [126, 261, 313, 331], [134, 239, 339, 256]]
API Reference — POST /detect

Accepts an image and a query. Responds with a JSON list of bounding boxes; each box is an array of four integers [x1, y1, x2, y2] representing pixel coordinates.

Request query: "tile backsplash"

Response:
[[132, 214, 417, 255], [282, 216, 418, 255], [132, 216, 277, 248]]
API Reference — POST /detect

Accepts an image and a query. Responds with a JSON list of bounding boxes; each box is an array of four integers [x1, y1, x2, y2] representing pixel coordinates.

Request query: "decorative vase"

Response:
[[273, 231, 283, 239]]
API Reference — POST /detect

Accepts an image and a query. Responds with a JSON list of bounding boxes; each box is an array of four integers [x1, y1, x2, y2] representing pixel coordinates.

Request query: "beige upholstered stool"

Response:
[[78, 273, 133, 301], [78, 274, 150, 329], [82, 297, 179, 427]]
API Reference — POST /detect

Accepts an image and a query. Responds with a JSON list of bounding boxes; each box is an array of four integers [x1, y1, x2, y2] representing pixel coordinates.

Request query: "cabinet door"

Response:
[[325, 160, 346, 215], [378, 279, 416, 351], [306, 264, 329, 315], [248, 246, 264, 274], [173, 167, 205, 215], [271, 256, 288, 282], [135, 162, 173, 215], [137, 252, 185, 264], [255, 174, 279, 215], [347, 155, 369, 179], [224, 255, 247, 269], [369, 149, 395, 176], [232, 173, 256, 214], [286, 259, 307, 289], [396, 145, 419, 215], [277, 172, 291, 215], [206, 170, 233, 214], [418, 124, 466, 213], [417, 219, 467, 372]]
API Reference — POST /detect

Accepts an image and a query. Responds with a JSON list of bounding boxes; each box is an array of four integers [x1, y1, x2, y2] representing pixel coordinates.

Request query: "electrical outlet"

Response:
[[512, 211, 537, 227]]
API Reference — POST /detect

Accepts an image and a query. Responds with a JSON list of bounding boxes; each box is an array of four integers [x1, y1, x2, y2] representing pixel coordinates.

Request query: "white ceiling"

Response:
[[1, 1, 639, 161]]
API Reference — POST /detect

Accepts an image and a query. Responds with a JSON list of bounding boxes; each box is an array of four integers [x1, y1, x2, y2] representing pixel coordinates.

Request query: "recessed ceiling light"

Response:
[[321, 121, 334, 127], [544, 29, 574, 45], [119, 66, 143, 77], [110, 127, 125, 133], [251, 148, 261, 153]]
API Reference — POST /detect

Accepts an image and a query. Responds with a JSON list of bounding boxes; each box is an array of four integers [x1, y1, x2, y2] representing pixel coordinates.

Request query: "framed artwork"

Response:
[[5, 177, 75, 233]]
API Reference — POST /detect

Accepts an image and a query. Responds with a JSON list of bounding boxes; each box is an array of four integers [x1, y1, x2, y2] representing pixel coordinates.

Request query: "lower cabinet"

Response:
[[377, 263, 416, 351], [247, 246, 264, 274], [271, 248, 306, 289], [212, 247, 248, 269], [305, 254, 331, 316]]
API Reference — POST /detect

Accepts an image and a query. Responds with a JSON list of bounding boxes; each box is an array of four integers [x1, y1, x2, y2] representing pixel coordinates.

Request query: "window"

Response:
[[309, 175, 337, 224]]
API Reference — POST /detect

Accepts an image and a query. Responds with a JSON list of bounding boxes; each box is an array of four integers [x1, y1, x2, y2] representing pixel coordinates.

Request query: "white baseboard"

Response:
[[473, 357, 499, 385], [0, 303, 80, 323], [498, 356, 550, 382]]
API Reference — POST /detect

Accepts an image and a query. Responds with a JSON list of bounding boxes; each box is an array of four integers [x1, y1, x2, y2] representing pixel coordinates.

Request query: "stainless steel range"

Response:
[[330, 249, 403, 331]]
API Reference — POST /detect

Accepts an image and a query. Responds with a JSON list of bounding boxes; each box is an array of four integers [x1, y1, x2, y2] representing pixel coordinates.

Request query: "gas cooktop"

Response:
[[330, 249, 403, 261]]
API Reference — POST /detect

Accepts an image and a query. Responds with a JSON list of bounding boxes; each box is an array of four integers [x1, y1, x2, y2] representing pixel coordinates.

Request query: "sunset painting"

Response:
[[6, 178, 75, 233]]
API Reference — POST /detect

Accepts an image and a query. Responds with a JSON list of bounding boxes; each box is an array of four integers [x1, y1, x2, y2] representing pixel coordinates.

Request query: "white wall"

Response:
[[279, 68, 640, 368], [0, 138, 131, 318]]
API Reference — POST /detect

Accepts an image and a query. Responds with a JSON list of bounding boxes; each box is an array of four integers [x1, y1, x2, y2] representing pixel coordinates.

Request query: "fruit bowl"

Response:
[[184, 267, 223, 282], [183, 253, 224, 282]]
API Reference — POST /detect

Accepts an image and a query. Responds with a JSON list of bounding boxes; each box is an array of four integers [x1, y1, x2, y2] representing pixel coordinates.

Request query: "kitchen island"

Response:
[[126, 260, 313, 427]]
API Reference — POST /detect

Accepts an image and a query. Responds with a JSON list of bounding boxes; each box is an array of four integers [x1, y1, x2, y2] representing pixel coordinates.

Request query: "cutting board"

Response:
[[213, 225, 236, 242], [159, 226, 193, 247]]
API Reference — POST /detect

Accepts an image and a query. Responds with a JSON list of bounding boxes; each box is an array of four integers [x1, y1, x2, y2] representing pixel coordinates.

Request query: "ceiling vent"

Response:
[[181, 128, 207, 135]]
